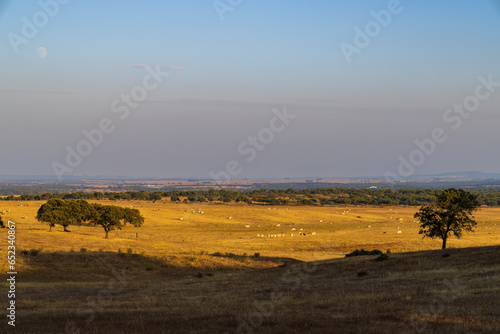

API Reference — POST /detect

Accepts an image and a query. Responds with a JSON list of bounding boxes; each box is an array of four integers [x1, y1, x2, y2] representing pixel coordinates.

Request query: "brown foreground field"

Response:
[[0, 200, 499, 333]]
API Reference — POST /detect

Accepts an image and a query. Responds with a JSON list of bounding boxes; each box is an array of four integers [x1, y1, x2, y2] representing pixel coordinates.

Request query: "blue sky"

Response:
[[1, 0, 499, 179]]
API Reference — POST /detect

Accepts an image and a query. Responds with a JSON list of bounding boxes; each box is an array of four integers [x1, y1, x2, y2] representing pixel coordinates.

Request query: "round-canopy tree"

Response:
[[414, 188, 480, 249], [91, 204, 144, 238], [36, 198, 72, 232], [122, 207, 145, 227], [65, 199, 95, 227]]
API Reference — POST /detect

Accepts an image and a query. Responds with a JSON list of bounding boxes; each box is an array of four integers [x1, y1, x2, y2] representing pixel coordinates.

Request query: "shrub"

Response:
[[357, 270, 368, 277], [253, 252, 261, 258], [20, 249, 29, 256], [213, 252, 222, 257], [345, 249, 383, 257], [375, 253, 389, 261], [127, 248, 133, 254], [80, 247, 87, 253], [29, 249, 40, 256]]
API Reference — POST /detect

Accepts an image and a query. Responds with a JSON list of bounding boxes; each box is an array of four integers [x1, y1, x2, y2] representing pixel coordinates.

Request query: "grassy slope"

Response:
[[0, 200, 499, 333], [2, 245, 499, 333]]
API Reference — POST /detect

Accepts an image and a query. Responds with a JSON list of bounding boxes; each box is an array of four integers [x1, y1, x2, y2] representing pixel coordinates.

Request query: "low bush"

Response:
[[345, 249, 383, 257], [357, 270, 368, 277], [29, 249, 41, 256], [375, 253, 389, 261]]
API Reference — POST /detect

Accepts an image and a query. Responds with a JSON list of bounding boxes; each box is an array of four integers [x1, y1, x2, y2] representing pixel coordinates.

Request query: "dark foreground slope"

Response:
[[3, 246, 499, 334]]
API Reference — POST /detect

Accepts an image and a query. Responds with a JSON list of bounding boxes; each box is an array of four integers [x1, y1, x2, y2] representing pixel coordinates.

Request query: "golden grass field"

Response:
[[0, 200, 499, 333], [2, 200, 500, 263]]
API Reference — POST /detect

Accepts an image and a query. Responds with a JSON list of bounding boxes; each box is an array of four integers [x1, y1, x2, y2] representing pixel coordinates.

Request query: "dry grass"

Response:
[[0, 200, 499, 333], [1, 201, 499, 265]]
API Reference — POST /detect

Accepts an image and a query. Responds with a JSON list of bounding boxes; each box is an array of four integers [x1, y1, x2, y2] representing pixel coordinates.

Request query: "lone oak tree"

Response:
[[414, 188, 480, 249], [122, 207, 145, 227], [91, 204, 144, 238]]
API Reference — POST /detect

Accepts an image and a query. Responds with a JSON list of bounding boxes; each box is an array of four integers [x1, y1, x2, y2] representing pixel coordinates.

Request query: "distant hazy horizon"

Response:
[[1, 0, 499, 180], [1, 170, 500, 182]]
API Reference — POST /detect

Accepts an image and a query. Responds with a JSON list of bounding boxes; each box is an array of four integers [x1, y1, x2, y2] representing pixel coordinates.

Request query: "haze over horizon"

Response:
[[1, 0, 499, 180]]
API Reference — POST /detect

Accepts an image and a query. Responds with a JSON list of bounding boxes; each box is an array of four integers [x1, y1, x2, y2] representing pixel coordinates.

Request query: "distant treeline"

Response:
[[0, 185, 82, 196], [2, 188, 500, 206]]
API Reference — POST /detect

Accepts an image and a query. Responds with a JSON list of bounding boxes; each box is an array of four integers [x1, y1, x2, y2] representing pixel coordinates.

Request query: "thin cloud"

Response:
[[132, 64, 150, 69]]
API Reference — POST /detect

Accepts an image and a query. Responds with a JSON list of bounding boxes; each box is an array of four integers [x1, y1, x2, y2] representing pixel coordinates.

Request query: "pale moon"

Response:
[[37, 47, 47, 59]]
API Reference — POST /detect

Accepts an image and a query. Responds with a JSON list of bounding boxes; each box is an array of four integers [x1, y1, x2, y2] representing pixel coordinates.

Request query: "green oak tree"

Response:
[[91, 204, 144, 238], [65, 199, 95, 228], [414, 188, 480, 249], [122, 207, 145, 227], [36, 198, 72, 232]]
